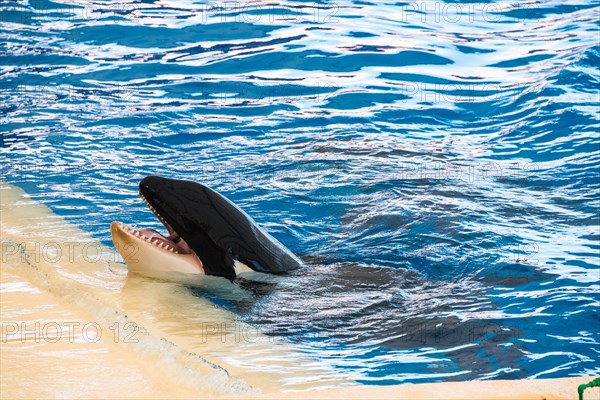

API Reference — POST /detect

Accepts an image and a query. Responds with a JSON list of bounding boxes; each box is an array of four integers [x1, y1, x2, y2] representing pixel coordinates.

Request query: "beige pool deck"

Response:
[[1, 181, 597, 399]]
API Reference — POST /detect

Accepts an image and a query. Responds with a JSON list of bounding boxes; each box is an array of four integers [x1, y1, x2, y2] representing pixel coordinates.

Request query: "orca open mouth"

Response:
[[112, 222, 193, 255], [112, 191, 194, 256], [113, 175, 302, 279], [139, 191, 195, 255]]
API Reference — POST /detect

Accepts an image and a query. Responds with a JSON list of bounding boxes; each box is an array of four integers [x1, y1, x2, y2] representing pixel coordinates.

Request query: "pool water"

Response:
[[1, 0, 599, 385]]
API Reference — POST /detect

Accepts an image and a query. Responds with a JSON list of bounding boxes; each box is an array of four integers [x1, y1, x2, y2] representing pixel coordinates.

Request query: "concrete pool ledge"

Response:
[[1, 181, 597, 399], [232, 376, 599, 399]]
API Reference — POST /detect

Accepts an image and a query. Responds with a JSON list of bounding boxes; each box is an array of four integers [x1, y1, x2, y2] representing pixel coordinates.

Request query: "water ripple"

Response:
[[1, 0, 599, 385]]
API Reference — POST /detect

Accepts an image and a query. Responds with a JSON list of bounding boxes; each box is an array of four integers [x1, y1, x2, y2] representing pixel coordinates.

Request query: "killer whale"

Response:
[[111, 176, 303, 280]]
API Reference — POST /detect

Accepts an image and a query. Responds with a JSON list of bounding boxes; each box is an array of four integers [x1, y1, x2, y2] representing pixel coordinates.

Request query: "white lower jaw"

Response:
[[110, 221, 205, 276]]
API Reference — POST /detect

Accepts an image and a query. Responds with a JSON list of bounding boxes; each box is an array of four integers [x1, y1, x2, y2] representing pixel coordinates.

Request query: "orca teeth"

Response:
[[140, 193, 169, 227], [118, 221, 180, 254]]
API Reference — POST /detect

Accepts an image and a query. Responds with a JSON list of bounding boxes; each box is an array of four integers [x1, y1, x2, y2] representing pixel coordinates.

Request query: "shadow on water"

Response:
[[192, 259, 560, 382]]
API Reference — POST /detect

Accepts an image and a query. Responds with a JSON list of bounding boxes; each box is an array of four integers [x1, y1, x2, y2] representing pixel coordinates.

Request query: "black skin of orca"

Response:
[[139, 176, 303, 280]]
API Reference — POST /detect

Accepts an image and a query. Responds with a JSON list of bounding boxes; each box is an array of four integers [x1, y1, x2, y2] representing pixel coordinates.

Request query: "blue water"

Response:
[[1, 0, 599, 385]]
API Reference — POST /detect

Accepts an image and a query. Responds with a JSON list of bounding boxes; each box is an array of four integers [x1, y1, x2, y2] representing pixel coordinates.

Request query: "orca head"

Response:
[[110, 177, 205, 278], [111, 176, 302, 280]]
